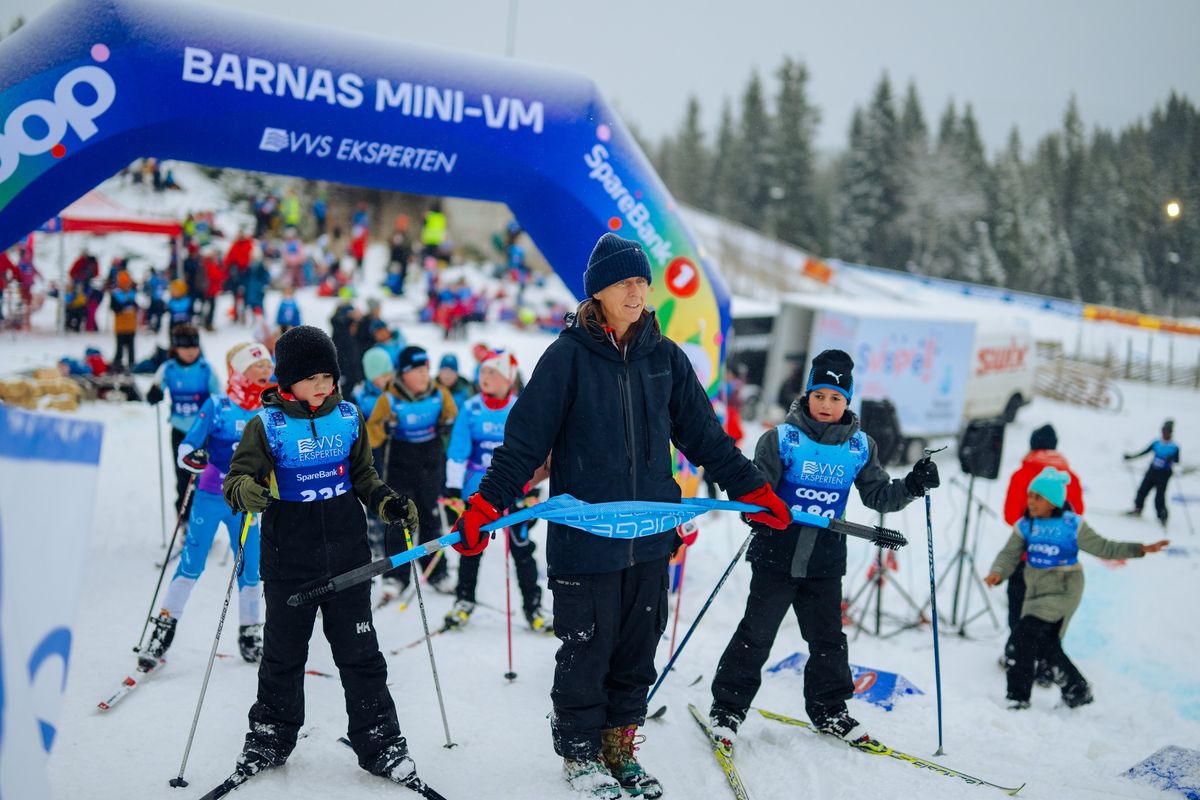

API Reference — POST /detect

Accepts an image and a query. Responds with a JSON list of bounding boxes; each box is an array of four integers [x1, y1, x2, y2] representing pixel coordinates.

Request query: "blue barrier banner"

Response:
[[767, 651, 925, 711], [0, 405, 103, 796], [0, 0, 730, 392]]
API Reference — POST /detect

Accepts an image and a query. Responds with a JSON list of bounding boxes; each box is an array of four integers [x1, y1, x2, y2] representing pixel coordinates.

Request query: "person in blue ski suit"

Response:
[[139, 342, 274, 670], [708, 349, 940, 747], [441, 350, 550, 632], [146, 324, 221, 517], [1125, 419, 1181, 527], [276, 285, 302, 332]]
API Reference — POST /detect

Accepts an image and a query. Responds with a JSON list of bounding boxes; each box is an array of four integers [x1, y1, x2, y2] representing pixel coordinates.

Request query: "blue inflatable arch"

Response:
[[0, 0, 730, 390]]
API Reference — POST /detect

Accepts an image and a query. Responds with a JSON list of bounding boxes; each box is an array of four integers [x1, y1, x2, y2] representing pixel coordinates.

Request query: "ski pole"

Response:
[[156, 403, 167, 548], [503, 526, 516, 681], [169, 512, 254, 788], [668, 532, 692, 659], [647, 531, 753, 704], [920, 446, 947, 757], [401, 521, 457, 748], [135, 472, 198, 654]]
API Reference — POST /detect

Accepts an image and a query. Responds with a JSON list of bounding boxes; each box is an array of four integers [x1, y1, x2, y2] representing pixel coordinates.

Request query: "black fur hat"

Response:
[[273, 325, 340, 391]]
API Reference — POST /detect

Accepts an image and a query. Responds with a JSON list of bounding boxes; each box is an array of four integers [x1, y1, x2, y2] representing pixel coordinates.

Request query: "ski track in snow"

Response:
[[2, 168, 1197, 799]]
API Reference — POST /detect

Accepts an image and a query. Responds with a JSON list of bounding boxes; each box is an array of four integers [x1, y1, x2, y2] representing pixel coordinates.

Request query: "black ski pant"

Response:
[[169, 427, 195, 519], [1006, 615, 1088, 704], [113, 332, 135, 370], [456, 523, 541, 613], [382, 438, 449, 584], [1134, 468, 1171, 522], [1002, 562, 1026, 663], [244, 579, 404, 771], [549, 556, 669, 759], [711, 567, 852, 725]]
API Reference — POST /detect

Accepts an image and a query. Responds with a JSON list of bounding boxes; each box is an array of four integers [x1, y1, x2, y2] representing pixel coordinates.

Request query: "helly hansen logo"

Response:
[[356, 621, 372, 634]]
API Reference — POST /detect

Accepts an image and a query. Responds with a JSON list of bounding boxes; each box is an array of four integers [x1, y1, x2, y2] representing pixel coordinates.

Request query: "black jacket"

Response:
[[223, 389, 394, 581], [747, 400, 915, 578], [479, 310, 764, 575]]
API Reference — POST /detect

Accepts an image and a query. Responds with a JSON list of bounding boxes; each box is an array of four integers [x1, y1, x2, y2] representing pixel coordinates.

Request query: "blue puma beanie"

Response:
[[806, 349, 854, 401]]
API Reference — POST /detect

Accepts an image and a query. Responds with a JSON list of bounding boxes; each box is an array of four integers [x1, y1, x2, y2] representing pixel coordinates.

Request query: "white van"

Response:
[[963, 320, 1035, 422]]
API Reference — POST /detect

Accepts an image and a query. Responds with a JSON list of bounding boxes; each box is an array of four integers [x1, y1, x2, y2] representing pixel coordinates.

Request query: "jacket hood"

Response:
[[261, 386, 345, 418], [785, 397, 860, 445], [1022, 450, 1072, 470], [387, 377, 438, 402]]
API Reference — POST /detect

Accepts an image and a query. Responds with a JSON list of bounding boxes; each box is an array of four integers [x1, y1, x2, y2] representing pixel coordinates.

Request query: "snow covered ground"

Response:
[[2, 188, 1197, 799]]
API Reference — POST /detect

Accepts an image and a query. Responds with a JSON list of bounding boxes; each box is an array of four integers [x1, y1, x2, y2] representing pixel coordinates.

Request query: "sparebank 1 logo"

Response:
[[0, 43, 116, 185]]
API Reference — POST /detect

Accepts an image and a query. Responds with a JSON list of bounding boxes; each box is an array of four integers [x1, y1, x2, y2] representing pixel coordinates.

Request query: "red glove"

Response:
[[737, 484, 792, 530], [452, 492, 502, 556]]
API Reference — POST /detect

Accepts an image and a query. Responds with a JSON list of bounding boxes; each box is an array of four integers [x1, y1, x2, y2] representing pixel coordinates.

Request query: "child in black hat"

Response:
[[709, 349, 941, 747], [366, 344, 459, 591], [221, 325, 428, 788]]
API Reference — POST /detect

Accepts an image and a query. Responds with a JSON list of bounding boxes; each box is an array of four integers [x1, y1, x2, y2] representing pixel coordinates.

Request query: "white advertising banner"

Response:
[[0, 405, 103, 799], [811, 311, 977, 436]]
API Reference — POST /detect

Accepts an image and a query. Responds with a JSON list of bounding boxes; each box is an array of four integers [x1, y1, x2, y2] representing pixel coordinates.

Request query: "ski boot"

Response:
[[138, 611, 177, 671], [812, 706, 871, 744], [562, 757, 621, 799], [238, 624, 263, 663], [1124, 508, 1142, 517], [600, 725, 663, 798], [1062, 683, 1094, 709], [525, 605, 554, 634], [370, 741, 418, 786], [443, 599, 475, 630], [1006, 698, 1031, 711], [708, 706, 743, 749]]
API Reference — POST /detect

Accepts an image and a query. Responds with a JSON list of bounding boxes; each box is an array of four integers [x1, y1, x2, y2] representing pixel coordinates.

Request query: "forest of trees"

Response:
[[644, 62, 1199, 316]]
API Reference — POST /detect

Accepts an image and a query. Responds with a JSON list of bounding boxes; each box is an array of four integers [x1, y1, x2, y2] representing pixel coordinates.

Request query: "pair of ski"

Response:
[[688, 704, 1024, 798], [97, 658, 164, 711], [197, 738, 449, 799]]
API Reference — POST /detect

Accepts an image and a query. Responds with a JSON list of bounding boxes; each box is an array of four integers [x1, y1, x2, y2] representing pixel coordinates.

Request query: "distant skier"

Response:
[[441, 350, 551, 632], [707, 349, 939, 749], [986, 466, 1168, 709], [139, 342, 273, 670], [1125, 419, 1180, 527], [145, 324, 220, 518], [221, 325, 426, 787]]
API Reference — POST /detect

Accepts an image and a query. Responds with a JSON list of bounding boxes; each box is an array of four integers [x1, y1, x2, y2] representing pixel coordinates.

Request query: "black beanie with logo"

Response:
[[806, 349, 854, 401]]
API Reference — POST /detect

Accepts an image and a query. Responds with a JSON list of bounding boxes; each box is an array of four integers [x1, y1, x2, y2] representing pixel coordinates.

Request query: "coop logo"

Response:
[[0, 46, 117, 184], [1028, 543, 1061, 557], [793, 487, 841, 504]]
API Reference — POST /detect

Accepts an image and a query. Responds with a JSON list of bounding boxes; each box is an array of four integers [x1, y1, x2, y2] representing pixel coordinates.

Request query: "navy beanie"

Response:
[[439, 353, 459, 372], [274, 325, 341, 391], [806, 349, 854, 401], [397, 345, 429, 373], [583, 233, 653, 298], [1029, 424, 1057, 451]]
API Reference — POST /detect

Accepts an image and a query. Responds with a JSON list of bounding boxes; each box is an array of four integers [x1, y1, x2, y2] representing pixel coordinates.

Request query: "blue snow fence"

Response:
[[1126, 746, 1200, 800]]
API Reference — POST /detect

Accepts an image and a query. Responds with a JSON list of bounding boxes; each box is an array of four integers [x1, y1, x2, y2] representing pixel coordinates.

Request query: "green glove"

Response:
[[236, 481, 273, 513]]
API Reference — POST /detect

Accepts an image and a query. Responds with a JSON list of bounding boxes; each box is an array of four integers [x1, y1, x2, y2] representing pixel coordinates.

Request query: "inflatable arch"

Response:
[[0, 0, 731, 390]]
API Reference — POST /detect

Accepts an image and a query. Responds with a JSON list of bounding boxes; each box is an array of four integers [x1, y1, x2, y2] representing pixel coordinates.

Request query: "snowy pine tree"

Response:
[[729, 70, 773, 228], [770, 58, 821, 250]]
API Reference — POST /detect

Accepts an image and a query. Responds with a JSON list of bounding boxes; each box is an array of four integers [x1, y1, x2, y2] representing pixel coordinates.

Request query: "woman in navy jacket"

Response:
[[454, 233, 791, 799]]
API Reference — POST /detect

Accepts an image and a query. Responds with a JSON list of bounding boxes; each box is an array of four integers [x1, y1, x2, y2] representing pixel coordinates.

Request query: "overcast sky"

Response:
[[10, 0, 1200, 155]]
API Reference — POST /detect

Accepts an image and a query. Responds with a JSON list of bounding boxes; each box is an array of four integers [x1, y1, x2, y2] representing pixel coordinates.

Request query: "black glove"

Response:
[[1123, 453, 1135, 461], [904, 459, 940, 496], [384, 419, 398, 436], [443, 487, 461, 500], [235, 481, 273, 514], [146, 385, 165, 405], [383, 494, 420, 533]]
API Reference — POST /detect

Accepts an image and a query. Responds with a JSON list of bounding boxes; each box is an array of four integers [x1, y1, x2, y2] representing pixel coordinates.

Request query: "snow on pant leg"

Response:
[[711, 567, 796, 720], [1004, 562, 1027, 661], [549, 571, 618, 759], [509, 525, 542, 613], [794, 577, 855, 719], [1152, 470, 1171, 522], [1040, 619, 1089, 701], [455, 551, 482, 603], [604, 557, 671, 729], [246, 580, 317, 764], [1006, 615, 1057, 702], [1134, 469, 1156, 512], [170, 428, 193, 516], [319, 581, 403, 770]]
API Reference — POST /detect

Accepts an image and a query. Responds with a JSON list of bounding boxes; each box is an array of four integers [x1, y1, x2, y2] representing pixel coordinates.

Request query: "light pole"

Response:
[[1165, 200, 1182, 319]]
